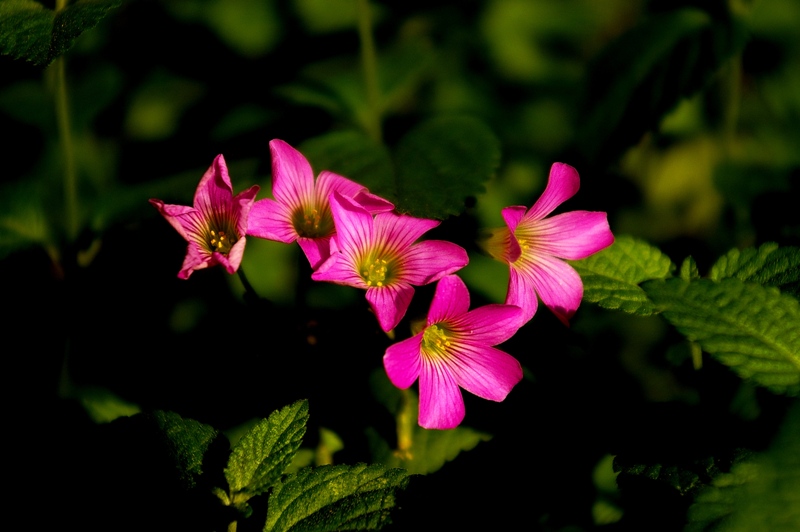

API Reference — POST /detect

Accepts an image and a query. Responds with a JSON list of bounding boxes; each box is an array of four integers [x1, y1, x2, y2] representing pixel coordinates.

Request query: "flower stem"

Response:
[[356, 0, 382, 143], [53, 0, 79, 242], [237, 267, 261, 303]]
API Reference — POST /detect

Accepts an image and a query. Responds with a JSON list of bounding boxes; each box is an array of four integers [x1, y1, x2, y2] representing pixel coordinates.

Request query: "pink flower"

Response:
[[383, 274, 524, 429], [150, 154, 259, 280], [247, 139, 394, 269], [312, 192, 469, 332], [483, 162, 613, 326]]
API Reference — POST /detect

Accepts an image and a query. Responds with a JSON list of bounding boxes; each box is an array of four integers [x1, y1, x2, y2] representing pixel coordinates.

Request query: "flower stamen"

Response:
[[362, 258, 389, 287], [423, 324, 452, 358]]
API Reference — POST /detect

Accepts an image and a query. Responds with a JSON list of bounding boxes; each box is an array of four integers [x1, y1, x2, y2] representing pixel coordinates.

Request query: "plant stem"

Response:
[[356, 0, 382, 143], [54, 0, 79, 241]]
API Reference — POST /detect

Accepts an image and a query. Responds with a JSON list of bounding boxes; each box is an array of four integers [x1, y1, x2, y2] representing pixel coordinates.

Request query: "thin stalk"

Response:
[[54, 0, 79, 241], [356, 0, 382, 143]]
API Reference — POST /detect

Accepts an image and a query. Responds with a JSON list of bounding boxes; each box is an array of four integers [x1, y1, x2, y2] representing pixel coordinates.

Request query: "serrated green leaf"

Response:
[[394, 115, 500, 219], [643, 278, 800, 395], [299, 131, 395, 199], [570, 235, 675, 315], [686, 401, 800, 531], [264, 463, 409, 532], [578, 8, 748, 164], [367, 424, 491, 476], [367, 372, 491, 475], [616, 456, 719, 497], [710, 242, 800, 298], [149, 410, 219, 490], [225, 400, 309, 497], [0, 0, 121, 66], [681, 256, 700, 280]]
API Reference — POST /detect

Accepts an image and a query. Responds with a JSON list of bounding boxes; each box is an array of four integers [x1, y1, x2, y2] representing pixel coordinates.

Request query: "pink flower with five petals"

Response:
[[247, 139, 394, 269], [312, 192, 469, 332], [483, 162, 614, 326], [384, 274, 524, 429], [150, 154, 259, 280]]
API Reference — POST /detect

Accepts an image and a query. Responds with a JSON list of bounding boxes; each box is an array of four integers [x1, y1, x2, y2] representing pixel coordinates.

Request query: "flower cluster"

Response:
[[150, 142, 613, 429]]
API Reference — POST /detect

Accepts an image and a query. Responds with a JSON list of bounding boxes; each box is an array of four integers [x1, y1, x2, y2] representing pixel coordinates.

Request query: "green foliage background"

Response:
[[2, 0, 799, 530]]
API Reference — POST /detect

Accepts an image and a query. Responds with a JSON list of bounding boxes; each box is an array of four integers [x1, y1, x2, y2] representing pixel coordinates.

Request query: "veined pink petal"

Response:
[[506, 266, 540, 325], [311, 250, 364, 286], [447, 343, 523, 401], [452, 304, 524, 345], [269, 139, 315, 210], [418, 359, 465, 429], [398, 240, 469, 285], [178, 242, 212, 280], [352, 189, 395, 213], [501, 206, 527, 233], [222, 236, 248, 273], [384, 335, 424, 389], [234, 185, 261, 237], [511, 254, 584, 326], [524, 162, 581, 221], [427, 274, 470, 324], [148, 200, 195, 241], [373, 213, 440, 254], [247, 198, 297, 242], [523, 211, 613, 260], [328, 192, 374, 263], [366, 283, 415, 332], [194, 154, 234, 213], [297, 236, 333, 270], [316, 171, 394, 214]]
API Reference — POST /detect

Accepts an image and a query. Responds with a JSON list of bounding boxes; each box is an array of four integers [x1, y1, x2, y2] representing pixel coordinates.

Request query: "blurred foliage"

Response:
[[3, 0, 800, 530]]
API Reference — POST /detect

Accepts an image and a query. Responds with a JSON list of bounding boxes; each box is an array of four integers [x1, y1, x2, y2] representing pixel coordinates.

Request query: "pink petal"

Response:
[[311, 250, 364, 286], [501, 206, 527, 233], [447, 343, 522, 401], [527, 211, 614, 260], [178, 242, 212, 279], [149, 199, 195, 241], [525, 162, 580, 221], [500, 207, 526, 262], [234, 184, 260, 237], [297, 236, 333, 270], [269, 139, 315, 210], [512, 255, 584, 326], [194, 154, 233, 215], [221, 237, 247, 273], [247, 198, 297, 243], [373, 212, 440, 253], [383, 335, 423, 389], [315, 170, 366, 205], [506, 266, 540, 325], [427, 275, 470, 324], [366, 283, 415, 332], [418, 358, 465, 429], [328, 192, 374, 264], [352, 189, 395, 214], [399, 240, 469, 286], [453, 304, 524, 345]]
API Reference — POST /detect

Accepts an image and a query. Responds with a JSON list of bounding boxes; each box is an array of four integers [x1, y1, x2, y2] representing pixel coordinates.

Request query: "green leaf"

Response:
[[394, 115, 500, 219], [686, 401, 800, 531], [615, 455, 721, 497], [264, 463, 409, 532], [367, 424, 491, 476], [643, 278, 800, 396], [299, 131, 395, 200], [225, 400, 309, 497], [570, 235, 675, 315], [367, 372, 491, 475], [681, 256, 700, 280], [0, 0, 122, 66], [710, 242, 800, 299], [148, 410, 219, 490], [578, 8, 748, 164], [0, 179, 53, 260]]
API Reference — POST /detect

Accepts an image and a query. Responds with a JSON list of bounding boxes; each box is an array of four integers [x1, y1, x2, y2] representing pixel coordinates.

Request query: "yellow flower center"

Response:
[[292, 206, 334, 238], [361, 257, 391, 287], [422, 324, 452, 358], [204, 217, 238, 255]]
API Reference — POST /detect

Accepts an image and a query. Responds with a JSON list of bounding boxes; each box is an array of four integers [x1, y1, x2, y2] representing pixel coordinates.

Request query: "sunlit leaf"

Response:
[[686, 402, 800, 531], [0, 0, 122, 66], [149, 410, 219, 490], [571, 235, 675, 315], [710, 242, 800, 299], [578, 7, 748, 164], [299, 130, 395, 199], [394, 115, 500, 219], [225, 400, 309, 497], [264, 463, 409, 532], [643, 278, 800, 395]]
